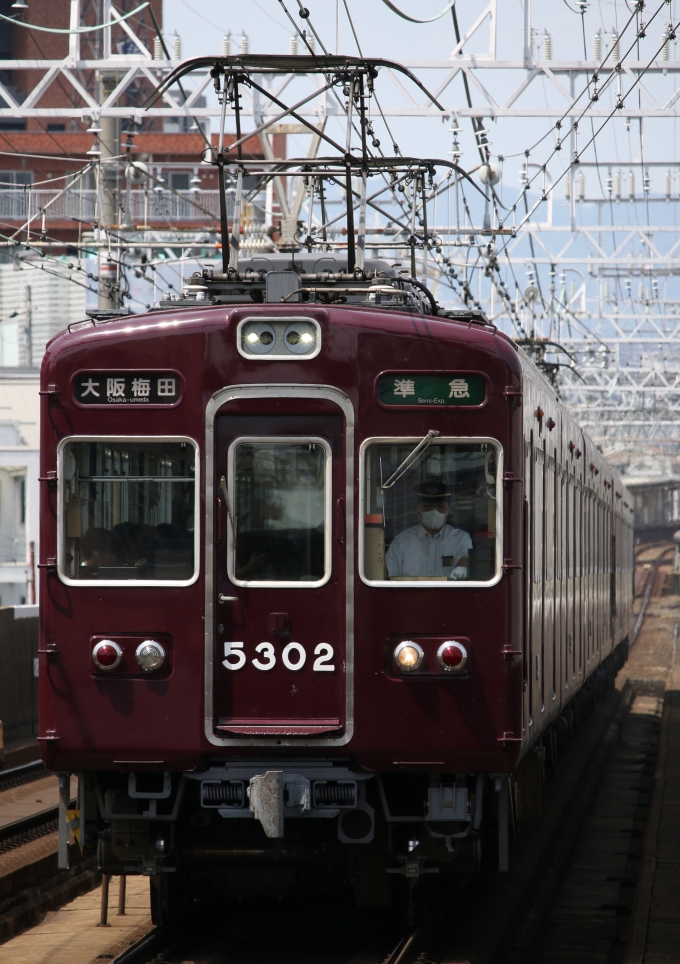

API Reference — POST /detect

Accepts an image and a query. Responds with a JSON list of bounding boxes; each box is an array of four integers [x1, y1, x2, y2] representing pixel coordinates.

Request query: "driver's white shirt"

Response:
[[386, 523, 472, 578]]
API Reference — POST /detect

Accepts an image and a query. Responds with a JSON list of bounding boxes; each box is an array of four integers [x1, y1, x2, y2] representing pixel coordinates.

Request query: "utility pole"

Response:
[[20, 285, 31, 367], [98, 74, 121, 309]]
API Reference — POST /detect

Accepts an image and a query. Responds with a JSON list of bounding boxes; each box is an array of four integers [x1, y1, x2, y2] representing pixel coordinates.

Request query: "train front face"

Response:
[[39, 301, 524, 889]]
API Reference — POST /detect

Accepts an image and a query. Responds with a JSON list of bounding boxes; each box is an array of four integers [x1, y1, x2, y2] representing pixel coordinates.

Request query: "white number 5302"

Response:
[[223, 641, 335, 673]]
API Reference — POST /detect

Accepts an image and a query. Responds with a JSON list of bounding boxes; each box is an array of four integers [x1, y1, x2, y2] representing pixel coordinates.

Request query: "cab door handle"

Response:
[[337, 498, 345, 547]]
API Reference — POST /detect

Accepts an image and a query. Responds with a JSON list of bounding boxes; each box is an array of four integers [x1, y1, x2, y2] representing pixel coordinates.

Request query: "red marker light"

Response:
[[92, 640, 122, 671], [437, 641, 468, 673]]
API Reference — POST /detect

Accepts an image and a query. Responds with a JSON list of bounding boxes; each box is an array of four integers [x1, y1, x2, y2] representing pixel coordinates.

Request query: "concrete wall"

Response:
[[0, 605, 38, 747]]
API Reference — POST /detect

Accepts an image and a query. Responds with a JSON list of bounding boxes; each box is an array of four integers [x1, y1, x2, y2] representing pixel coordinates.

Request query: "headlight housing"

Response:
[[241, 321, 276, 354]]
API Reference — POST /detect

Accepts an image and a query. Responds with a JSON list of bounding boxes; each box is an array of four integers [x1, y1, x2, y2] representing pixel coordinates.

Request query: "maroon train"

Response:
[[39, 255, 634, 917]]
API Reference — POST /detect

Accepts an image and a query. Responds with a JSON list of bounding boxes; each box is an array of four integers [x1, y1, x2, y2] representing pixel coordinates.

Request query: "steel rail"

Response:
[[111, 927, 163, 964], [0, 806, 60, 854], [0, 759, 46, 794]]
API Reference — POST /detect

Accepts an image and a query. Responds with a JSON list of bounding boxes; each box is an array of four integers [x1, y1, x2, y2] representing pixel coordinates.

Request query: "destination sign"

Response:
[[74, 372, 181, 406], [378, 373, 486, 407]]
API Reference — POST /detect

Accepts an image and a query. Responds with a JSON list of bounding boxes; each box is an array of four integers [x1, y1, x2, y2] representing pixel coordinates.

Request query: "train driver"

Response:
[[385, 481, 472, 580]]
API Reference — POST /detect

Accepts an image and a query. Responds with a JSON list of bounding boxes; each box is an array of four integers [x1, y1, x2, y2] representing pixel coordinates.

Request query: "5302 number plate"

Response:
[[223, 641, 335, 672]]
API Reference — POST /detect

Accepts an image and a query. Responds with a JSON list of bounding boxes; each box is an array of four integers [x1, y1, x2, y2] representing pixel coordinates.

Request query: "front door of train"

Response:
[[213, 413, 346, 738]]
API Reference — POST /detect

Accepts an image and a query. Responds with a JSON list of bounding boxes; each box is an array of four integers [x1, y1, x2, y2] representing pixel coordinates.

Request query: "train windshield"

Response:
[[228, 438, 331, 586], [362, 439, 501, 585], [59, 439, 197, 584]]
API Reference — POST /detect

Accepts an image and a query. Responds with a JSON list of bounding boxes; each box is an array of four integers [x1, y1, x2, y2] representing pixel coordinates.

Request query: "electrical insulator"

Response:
[[172, 33, 181, 60], [611, 33, 620, 61], [240, 34, 249, 55], [665, 170, 672, 200], [593, 34, 602, 61], [289, 35, 297, 55], [643, 170, 651, 195], [305, 32, 315, 54], [222, 35, 231, 57], [652, 278, 659, 298], [543, 32, 552, 61], [624, 278, 631, 297], [662, 33, 670, 61], [613, 170, 621, 200], [576, 170, 585, 202], [564, 175, 571, 200], [628, 170, 635, 198], [603, 280, 610, 300], [638, 281, 644, 300], [153, 36, 163, 60], [606, 171, 613, 195]]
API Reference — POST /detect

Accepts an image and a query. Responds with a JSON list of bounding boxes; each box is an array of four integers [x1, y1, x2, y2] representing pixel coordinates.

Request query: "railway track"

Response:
[[0, 791, 101, 946], [0, 759, 47, 795], [0, 805, 60, 857]]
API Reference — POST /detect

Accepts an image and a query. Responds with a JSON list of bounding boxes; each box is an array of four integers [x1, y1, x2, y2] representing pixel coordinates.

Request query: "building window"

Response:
[[168, 172, 190, 192], [0, 171, 32, 190]]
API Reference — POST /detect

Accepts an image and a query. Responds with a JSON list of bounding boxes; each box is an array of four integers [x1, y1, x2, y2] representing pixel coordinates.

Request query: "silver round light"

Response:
[[135, 640, 166, 673], [284, 321, 316, 355], [92, 639, 123, 672], [242, 322, 276, 354]]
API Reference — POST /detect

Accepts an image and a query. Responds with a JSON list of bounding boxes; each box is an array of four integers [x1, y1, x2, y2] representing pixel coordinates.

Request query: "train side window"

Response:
[[360, 437, 502, 587], [58, 437, 198, 586], [227, 437, 331, 587]]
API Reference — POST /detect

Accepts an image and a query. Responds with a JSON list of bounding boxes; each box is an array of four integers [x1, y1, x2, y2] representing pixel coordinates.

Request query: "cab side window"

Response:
[[362, 440, 500, 585]]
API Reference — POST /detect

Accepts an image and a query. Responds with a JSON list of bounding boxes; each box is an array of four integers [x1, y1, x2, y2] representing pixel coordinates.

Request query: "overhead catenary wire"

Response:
[[377, 0, 456, 24], [0, 2, 149, 33]]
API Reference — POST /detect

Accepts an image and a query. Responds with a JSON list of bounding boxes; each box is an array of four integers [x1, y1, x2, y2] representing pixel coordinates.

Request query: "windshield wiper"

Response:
[[380, 430, 441, 492]]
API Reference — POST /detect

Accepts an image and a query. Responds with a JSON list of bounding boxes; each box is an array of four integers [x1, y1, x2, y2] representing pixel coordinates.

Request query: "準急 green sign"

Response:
[[379, 373, 486, 406]]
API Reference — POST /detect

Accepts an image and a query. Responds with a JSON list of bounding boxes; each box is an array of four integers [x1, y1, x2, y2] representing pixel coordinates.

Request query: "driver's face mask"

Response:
[[419, 506, 448, 531]]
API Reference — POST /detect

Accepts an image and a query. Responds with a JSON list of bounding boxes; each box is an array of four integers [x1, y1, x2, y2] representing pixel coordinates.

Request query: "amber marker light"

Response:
[[393, 640, 424, 672], [92, 640, 122, 671], [437, 640, 468, 673]]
